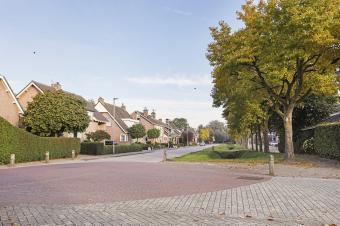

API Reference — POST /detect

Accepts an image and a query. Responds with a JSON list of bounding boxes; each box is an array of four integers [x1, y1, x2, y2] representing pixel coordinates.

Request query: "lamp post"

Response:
[[113, 97, 118, 118], [186, 124, 189, 146], [112, 97, 118, 154]]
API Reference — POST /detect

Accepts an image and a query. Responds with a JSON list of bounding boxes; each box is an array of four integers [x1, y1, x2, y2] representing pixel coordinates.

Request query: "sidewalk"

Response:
[[0, 149, 155, 170]]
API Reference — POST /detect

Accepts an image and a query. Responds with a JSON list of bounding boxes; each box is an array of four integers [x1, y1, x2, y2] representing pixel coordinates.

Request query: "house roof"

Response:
[[320, 112, 340, 124], [93, 111, 109, 123], [17, 80, 97, 111], [0, 75, 24, 114], [32, 81, 88, 103], [135, 111, 168, 127], [98, 100, 133, 132], [302, 110, 340, 131]]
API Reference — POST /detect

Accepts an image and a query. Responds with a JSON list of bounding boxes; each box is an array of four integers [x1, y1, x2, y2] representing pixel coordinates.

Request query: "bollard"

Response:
[[212, 146, 215, 151], [45, 151, 49, 163], [269, 155, 275, 176], [10, 154, 15, 167], [72, 150, 75, 160], [163, 149, 167, 162]]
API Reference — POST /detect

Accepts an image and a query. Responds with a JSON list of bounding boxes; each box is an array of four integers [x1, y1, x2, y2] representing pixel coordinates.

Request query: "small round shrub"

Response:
[[303, 137, 315, 154]]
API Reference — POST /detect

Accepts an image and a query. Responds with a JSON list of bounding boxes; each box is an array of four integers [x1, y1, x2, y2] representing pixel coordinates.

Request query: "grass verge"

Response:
[[173, 144, 284, 164]]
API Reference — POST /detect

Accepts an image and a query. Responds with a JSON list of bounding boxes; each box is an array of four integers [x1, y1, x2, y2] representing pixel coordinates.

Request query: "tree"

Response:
[[181, 130, 194, 145], [173, 118, 189, 131], [269, 94, 338, 152], [199, 128, 210, 142], [206, 120, 228, 143], [128, 124, 146, 142], [24, 91, 90, 137], [147, 128, 160, 143], [207, 0, 339, 160], [86, 130, 111, 142]]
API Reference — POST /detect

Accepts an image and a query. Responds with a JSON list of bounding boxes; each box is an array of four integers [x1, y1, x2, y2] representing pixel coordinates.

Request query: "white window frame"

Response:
[[120, 134, 128, 142]]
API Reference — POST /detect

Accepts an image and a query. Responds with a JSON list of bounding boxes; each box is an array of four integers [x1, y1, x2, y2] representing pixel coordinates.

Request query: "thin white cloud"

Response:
[[126, 74, 211, 86], [164, 7, 192, 16]]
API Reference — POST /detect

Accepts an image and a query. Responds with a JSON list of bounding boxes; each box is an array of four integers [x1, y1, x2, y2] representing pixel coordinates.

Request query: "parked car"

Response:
[[269, 142, 278, 147], [199, 142, 206, 146]]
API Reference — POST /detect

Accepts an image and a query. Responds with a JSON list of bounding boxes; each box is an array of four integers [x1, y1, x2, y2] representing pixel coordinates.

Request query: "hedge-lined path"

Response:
[[1, 177, 339, 225]]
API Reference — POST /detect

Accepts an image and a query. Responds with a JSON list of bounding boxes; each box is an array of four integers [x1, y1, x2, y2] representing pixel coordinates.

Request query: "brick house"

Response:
[[131, 108, 169, 144], [165, 119, 182, 144], [0, 75, 24, 126], [16, 81, 108, 140], [95, 98, 139, 144]]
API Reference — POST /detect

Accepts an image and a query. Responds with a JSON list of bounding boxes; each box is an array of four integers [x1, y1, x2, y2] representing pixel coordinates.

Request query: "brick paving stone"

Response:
[[1, 177, 339, 225]]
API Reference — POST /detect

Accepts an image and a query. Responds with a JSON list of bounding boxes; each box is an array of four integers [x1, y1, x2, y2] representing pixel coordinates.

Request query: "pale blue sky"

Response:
[[0, 0, 245, 127]]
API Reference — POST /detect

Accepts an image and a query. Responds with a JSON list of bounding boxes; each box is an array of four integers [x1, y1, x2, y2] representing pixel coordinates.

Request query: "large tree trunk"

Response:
[[283, 109, 294, 161], [263, 119, 270, 153], [250, 129, 254, 151], [255, 130, 258, 152], [257, 125, 263, 152]]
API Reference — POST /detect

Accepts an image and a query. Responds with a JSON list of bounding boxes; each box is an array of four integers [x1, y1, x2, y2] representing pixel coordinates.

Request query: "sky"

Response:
[[0, 0, 245, 127]]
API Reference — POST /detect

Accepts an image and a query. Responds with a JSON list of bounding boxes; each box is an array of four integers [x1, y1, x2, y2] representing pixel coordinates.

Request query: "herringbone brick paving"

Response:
[[1, 177, 339, 225]]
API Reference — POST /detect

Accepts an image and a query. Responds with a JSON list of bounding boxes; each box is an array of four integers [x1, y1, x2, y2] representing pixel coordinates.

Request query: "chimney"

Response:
[[143, 107, 148, 117], [51, 82, 62, 91], [151, 110, 156, 119], [98, 97, 105, 103], [166, 119, 170, 124], [121, 103, 126, 111], [159, 118, 162, 122]]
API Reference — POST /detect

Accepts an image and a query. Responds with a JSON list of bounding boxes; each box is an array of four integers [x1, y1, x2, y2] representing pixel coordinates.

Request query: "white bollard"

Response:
[[45, 151, 49, 163], [269, 155, 275, 176], [10, 154, 15, 167], [72, 150, 76, 160], [163, 149, 167, 162]]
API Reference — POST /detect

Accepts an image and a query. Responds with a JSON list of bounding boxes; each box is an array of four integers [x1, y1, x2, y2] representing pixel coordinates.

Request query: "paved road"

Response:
[[0, 161, 268, 205], [1, 177, 339, 225], [1, 145, 339, 225], [92, 144, 216, 163]]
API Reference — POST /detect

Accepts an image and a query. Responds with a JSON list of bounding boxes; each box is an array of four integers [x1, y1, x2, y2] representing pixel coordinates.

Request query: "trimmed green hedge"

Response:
[[115, 143, 145, 154], [0, 116, 80, 164], [314, 123, 340, 160], [80, 142, 145, 155]]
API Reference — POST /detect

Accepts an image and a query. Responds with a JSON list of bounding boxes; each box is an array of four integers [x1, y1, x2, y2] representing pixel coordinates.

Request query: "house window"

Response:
[[120, 134, 127, 142]]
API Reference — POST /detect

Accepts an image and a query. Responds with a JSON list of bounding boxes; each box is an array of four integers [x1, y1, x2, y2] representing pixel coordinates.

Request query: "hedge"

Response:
[[115, 143, 145, 154], [0, 116, 80, 164], [314, 123, 340, 160], [80, 142, 146, 155]]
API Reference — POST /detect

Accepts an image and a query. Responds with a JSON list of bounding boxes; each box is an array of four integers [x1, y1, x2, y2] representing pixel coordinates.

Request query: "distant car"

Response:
[[269, 142, 278, 147], [199, 142, 206, 146]]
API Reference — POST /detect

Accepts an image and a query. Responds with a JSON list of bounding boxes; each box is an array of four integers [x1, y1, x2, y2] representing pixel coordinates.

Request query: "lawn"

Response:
[[173, 144, 284, 164]]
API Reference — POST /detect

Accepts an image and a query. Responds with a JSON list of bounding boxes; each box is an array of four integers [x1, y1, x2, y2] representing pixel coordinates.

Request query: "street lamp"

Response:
[[113, 97, 118, 118], [112, 97, 118, 154], [186, 124, 189, 146]]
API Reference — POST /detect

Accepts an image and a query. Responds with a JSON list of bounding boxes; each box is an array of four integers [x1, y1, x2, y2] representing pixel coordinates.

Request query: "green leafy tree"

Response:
[[269, 94, 338, 152], [24, 91, 90, 137], [207, 0, 339, 160], [181, 130, 194, 145], [128, 124, 146, 142], [86, 130, 111, 142], [147, 128, 160, 143], [173, 118, 189, 131]]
